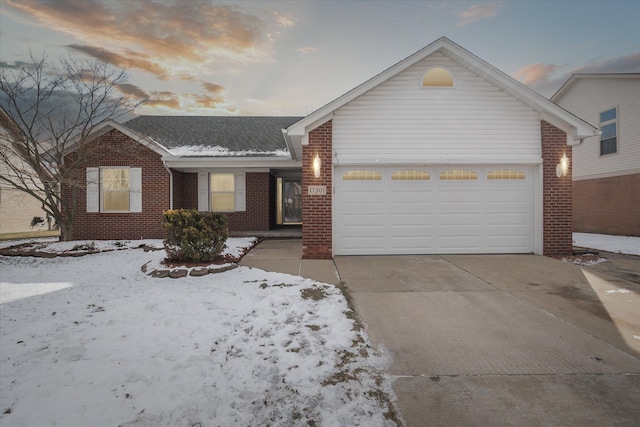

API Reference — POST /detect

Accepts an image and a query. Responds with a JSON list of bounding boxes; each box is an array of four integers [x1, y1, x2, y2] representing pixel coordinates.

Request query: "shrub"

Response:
[[162, 209, 229, 262]]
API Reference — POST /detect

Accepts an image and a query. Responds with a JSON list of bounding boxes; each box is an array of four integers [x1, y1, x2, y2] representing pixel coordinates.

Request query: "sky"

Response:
[[1, 0, 639, 117]]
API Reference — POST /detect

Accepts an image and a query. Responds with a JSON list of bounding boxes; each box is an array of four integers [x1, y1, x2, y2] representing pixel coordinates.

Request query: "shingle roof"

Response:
[[124, 116, 303, 157]]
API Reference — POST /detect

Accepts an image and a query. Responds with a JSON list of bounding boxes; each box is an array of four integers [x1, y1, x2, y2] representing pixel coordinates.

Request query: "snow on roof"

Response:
[[124, 115, 302, 157], [167, 145, 291, 157]]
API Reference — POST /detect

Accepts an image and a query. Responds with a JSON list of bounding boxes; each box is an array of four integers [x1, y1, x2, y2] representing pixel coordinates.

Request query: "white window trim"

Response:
[[86, 167, 142, 213], [599, 106, 618, 156], [197, 172, 246, 212]]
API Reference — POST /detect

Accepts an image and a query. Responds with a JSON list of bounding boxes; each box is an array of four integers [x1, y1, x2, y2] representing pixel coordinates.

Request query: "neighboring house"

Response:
[[551, 74, 640, 237], [0, 107, 48, 235], [63, 37, 596, 258]]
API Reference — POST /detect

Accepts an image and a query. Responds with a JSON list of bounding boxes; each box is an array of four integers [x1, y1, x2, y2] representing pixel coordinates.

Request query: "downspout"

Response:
[[162, 159, 173, 209]]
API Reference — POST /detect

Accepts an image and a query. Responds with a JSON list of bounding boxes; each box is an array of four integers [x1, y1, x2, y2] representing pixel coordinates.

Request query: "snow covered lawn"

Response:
[[573, 233, 640, 256], [0, 239, 399, 426]]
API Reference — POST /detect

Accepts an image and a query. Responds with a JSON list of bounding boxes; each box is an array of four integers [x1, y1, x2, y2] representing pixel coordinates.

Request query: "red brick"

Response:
[[573, 174, 640, 236], [541, 121, 573, 257], [302, 120, 333, 259]]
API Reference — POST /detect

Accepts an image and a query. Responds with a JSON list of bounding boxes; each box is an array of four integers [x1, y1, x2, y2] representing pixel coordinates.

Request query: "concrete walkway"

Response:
[[242, 240, 640, 426], [239, 239, 341, 285]]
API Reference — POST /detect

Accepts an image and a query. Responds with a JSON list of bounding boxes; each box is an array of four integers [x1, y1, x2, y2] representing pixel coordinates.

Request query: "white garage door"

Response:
[[334, 166, 535, 255]]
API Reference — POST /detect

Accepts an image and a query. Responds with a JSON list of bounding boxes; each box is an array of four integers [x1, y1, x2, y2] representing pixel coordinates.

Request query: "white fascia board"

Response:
[[294, 113, 333, 142], [550, 75, 578, 102], [282, 129, 302, 160], [163, 157, 301, 170]]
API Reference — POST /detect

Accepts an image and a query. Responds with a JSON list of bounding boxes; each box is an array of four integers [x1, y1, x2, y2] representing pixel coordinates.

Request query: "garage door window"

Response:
[[392, 170, 431, 180], [487, 169, 525, 180], [342, 170, 382, 181], [439, 170, 478, 180]]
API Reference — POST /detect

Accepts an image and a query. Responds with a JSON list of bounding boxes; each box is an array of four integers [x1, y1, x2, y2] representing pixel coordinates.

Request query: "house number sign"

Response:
[[307, 185, 327, 195]]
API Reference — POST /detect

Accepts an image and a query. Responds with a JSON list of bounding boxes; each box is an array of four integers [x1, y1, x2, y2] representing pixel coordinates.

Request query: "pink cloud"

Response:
[[456, 2, 502, 27], [5, 0, 271, 80], [514, 62, 558, 85]]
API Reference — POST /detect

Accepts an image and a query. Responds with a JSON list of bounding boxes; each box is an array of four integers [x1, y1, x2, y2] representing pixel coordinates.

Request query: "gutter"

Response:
[[162, 159, 173, 210]]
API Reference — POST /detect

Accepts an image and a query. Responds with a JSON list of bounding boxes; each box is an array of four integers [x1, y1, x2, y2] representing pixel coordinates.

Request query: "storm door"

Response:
[[277, 177, 302, 225]]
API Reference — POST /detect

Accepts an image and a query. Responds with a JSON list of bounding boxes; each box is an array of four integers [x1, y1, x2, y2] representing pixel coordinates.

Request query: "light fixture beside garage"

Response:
[[313, 153, 321, 178], [556, 153, 570, 178]]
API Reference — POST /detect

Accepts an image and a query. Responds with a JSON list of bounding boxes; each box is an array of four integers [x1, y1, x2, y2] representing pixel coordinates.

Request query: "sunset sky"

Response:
[[1, 0, 639, 116]]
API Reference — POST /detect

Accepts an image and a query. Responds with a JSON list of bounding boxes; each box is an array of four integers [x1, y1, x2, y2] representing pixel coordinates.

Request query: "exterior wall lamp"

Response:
[[556, 153, 570, 178], [313, 153, 321, 178]]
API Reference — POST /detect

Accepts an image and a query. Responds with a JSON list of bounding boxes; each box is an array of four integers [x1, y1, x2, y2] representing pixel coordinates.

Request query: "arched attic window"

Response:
[[421, 67, 454, 87]]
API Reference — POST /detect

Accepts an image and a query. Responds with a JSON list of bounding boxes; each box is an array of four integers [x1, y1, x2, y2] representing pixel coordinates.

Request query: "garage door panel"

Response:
[[486, 224, 529, 235], [486, 190, 529, 203], [341, 214, 384, 226], [390, 237, 436, 250], [342, 193, 384, 204], [487, 213, 527, 226], [486, 235, 529, 250], [439, 213, 481, 226], [390, 213, 434, 224], [438, 191, 480, 202], [389, 191, 434, 203], [342, 240, 384, 254], [334, 165, 535, 255], [439, 235, 482, 251], [390, 224, 434, 235]]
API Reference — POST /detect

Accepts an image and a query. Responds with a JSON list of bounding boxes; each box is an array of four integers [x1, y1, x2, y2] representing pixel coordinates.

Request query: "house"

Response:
[[0, 107, 49, 235], [64, 37, 596, 258], [551, 74, 640, 237], [67, 116, 302, 241]]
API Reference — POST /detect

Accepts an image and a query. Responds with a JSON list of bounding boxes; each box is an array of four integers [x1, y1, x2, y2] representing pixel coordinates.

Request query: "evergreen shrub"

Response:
[[162, 209, 228, 262]]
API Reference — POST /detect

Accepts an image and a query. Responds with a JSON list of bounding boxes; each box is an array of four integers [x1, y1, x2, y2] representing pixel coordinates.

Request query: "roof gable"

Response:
[[63, 120, 171, 157], [288, 37, 596, 143], [551, 73, 640, 102]]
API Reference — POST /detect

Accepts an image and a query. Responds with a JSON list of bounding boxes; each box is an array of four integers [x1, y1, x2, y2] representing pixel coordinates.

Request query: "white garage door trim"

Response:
[[334, 165, 537, 255]]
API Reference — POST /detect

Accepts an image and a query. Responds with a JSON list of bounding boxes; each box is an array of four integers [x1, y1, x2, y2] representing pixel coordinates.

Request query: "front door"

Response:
[[277, 177, 302, 224]]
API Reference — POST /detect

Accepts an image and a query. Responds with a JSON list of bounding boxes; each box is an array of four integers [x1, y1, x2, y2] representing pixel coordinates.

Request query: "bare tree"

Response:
[[0, 54, 140, 240]]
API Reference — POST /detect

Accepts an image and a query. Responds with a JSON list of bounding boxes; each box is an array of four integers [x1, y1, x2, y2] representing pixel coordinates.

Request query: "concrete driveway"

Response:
[[335, 254, 640, 426]]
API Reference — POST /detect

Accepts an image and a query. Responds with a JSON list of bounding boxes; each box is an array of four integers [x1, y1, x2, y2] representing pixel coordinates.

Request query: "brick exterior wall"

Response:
[[175, 172, 198, 210], [228, 172, 271, 231], [174, 171, 271, 232], [65, 129, 170, 240], [541, 121, 573, 257], [302, 120, 333, 259], [574, 173, 640, 236], [171, 170, 187, 209], [64, 130, 273, 241]]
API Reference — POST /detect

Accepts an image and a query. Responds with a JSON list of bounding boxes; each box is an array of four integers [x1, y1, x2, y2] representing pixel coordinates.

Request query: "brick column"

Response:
[[302, 120, 333, 259], [541, 120, 573, 257]]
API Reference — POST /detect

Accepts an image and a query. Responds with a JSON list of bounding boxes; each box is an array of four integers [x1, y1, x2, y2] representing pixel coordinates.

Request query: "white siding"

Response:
[[553, 77, 640, 180], [0, 130, 49, 234], [333, 51, 542, 165]]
